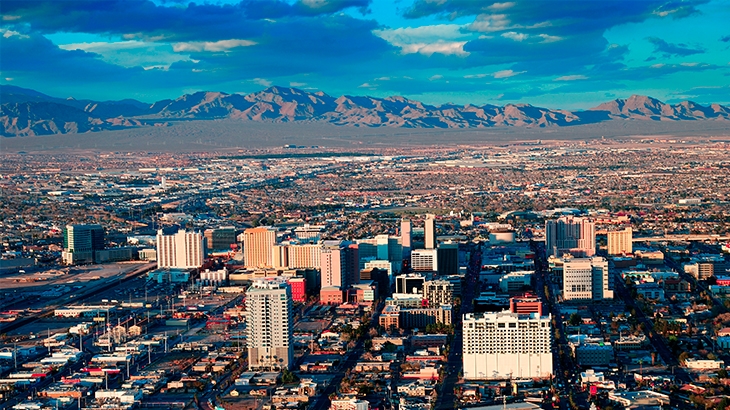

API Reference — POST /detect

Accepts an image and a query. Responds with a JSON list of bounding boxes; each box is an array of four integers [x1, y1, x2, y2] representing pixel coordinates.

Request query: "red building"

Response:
[[509, 295, 544, 316], [288, 277, 307, 303]]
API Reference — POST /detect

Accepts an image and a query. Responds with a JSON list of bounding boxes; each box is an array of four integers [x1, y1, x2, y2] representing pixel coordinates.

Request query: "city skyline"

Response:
[[1, 0, 729, 109]]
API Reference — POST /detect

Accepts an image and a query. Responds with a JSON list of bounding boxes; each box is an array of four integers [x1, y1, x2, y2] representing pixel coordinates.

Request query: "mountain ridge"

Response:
[[2, 85, 729, 137]]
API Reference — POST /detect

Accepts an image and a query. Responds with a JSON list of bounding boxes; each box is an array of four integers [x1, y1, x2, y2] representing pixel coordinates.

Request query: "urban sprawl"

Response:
[[1, 138, 730, 410]]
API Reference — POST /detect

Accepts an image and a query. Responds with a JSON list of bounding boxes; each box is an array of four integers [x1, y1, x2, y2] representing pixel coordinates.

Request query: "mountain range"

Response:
[[2, 84, 730, 137]]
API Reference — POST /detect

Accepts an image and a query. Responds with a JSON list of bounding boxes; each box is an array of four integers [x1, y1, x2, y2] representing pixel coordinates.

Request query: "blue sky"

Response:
[[1, 0, 728, 109]]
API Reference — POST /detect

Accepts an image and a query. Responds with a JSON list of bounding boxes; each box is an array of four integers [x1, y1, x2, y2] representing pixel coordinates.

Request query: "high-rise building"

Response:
[[411, 249, 438, 272], [204, 227, 237, 251], [607, 227, 632, 256], [545, 216, 595, 258], [245, 279, 293, 370], [357, 236, 402, 274], [156, 229, 205, 269], [424, 214, 437, 249], [320, 241, 357, 289], [243, 227, 277, 268], [463, 311, 552, 380], [62, 224, 105, 265], [401, 219, 412, 258], [424, 279, 454, 307], [437, 243, 459, 275], [563, 257, 613, 301]]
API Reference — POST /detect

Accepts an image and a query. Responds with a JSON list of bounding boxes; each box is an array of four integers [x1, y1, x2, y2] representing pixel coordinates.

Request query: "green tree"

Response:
[[568, 313, 582, 326]]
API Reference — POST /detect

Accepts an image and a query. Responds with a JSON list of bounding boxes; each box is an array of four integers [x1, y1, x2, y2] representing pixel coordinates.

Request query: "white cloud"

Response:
[[487, 2, 515, 11], [252, 78, 272, 87], [5, 77, 13, 81], [429, 75, 443, 81], [173, 39, 256, 52], [538, 34, 562, 43], [374, 24, 469, 44], [650, 63, 666, 68], [464, 73, 489, 79], [468, 14, 511, 33], [290, 82, 307, 87], [358, 82, 376, 88], [554, 75, 588, 81], [2, 15, 20, 21], [501, 32, 528, 42], [680, 62, 699, 66], [398, 40, 470, 57], [375, 77, 391, 81], [1, 29, 29, 39], [468, 14, 551, 33], [493, 69, 525, 78], [58, 40, 188, 68]]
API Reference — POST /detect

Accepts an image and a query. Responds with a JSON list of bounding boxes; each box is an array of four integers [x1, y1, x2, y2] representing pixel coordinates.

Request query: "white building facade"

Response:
[[245, 280, 293, 371], [463, 311, 552, 380], [156, 229, 205, 269]]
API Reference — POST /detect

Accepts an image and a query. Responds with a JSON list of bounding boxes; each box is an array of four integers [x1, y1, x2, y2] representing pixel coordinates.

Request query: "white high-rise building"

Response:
[[424, 214, 437, 249], [246, 279, 293, 371], [563, 257, 612, 301], [607, 227, 632, 256], [463, 311, 552, 380], [411, 249, 438, 271], [545, 216, 595, 258], [156, 229, 205, 269], [243, 227, 277, 268]]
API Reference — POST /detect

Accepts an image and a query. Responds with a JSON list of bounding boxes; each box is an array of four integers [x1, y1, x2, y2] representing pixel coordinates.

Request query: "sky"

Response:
[[1, 0, 729, 109]]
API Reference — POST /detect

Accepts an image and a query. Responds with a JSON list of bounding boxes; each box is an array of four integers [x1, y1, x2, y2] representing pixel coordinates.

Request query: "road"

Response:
[[433, 243, 480, 410], [308, 301, 384, 410]]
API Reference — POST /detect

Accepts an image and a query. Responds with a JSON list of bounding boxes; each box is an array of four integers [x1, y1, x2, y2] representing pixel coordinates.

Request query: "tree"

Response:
[[568, 313, 582, 326], [281, 368, 299, 384]]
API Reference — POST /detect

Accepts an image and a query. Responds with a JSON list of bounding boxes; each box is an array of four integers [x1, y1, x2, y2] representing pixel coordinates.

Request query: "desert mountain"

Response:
[[2, 85, 729, 137]]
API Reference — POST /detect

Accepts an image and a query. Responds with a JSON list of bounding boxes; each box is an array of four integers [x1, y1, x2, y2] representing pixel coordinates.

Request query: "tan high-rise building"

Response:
[[545, 216, 595, 258], [243, 227, 277, 268], [287, 243, 322, 269], [424, 214, 437, 249], [401, 219, 412, 257], [607, 227, 632, 256], [156, 229, 205, 269]]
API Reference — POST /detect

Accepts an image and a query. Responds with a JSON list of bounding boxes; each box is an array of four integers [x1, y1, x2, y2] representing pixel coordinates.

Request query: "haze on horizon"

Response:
[[1, 0, 729, 110]]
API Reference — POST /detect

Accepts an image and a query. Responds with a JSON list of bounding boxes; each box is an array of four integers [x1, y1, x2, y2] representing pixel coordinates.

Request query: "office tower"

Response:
[[320, 241, 358, 289], [401, 219, 412, 258], [243, 227, 277, 268], [411, 249, 438, 272], [424, 279, 454, 307], [545, 216, 595, 258], [437, 243, 459, 275], [424, 214, 437, 249], [562, 257, 613, 301], [607, 227, 632, 256], [62, 224, 105, 265], [284, 243, 322, 269], [156, 229, 205, 269], [204, 227, 237, 251], [345, 244, 360, 286], [462, 311, 552, 380], [246, 280, 293, 370], [395, 273, 425, 295], [357, 236, 401, 274]]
